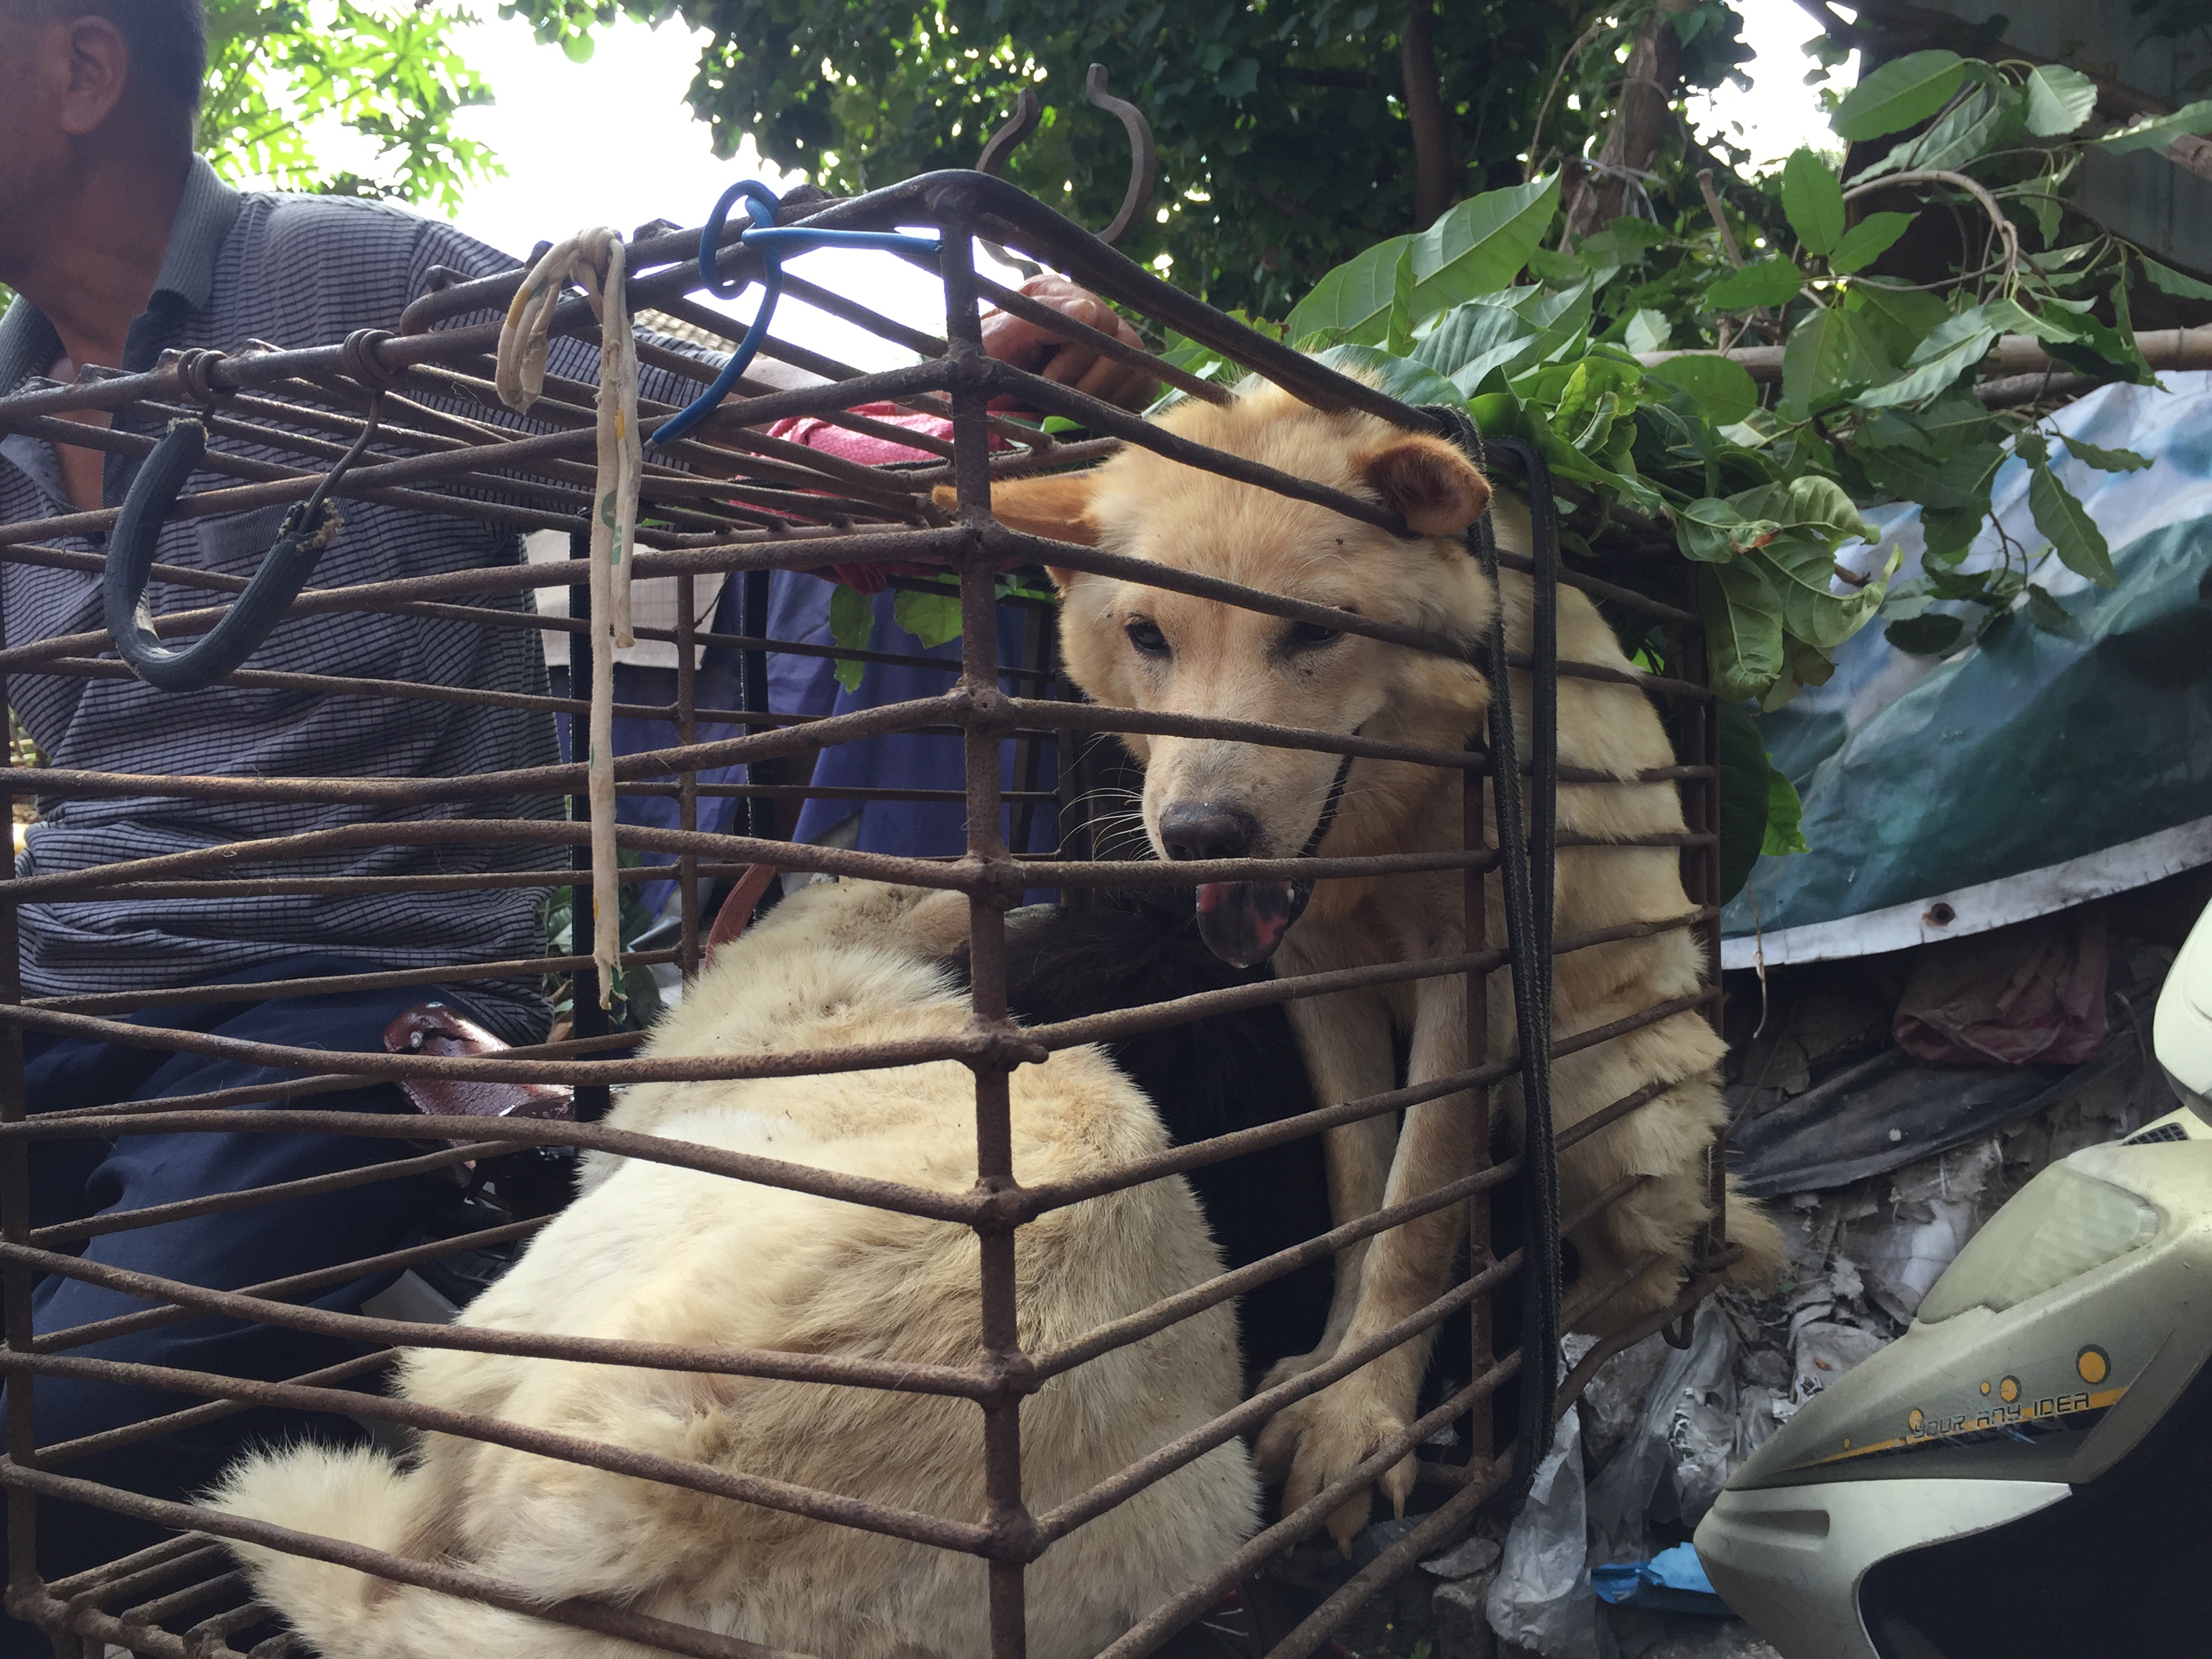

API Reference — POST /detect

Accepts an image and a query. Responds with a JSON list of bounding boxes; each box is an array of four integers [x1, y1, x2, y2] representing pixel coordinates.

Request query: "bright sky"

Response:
[[369, 10, 1027, 371], [1687, 2, 1860, 170], [298, 3, 1858, 362]]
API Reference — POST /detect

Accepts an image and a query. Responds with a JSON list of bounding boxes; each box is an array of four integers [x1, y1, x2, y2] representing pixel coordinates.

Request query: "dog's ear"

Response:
[[929, 474, 1100, 589], [1355, 434, 1492, 537]]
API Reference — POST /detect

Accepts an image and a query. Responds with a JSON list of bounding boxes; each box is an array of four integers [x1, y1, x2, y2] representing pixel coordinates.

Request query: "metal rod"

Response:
[[0, 1462, 817, 1659], [0, 555, 36, 1605], [678, 569, 702, 977], [943, 218, 1035, 1659]]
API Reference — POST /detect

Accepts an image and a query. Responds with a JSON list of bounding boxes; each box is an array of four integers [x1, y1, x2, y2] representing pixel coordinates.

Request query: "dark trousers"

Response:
[[0, 958, 484, 1654]]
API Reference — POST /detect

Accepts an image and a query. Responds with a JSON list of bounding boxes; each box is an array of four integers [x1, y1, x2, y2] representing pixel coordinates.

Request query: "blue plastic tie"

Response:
[[650, 180, 943, 449]]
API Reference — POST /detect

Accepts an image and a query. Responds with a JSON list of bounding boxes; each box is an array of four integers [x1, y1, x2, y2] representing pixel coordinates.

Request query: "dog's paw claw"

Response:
[[1261, 1383, 1414, 1551]]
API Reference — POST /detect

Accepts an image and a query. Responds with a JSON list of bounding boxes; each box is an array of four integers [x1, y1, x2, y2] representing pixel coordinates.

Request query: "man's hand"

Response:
[[979, 275, 1158, 411]]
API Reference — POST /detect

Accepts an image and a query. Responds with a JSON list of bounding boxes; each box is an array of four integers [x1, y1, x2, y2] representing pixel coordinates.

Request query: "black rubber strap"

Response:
[[1417, 405, 1563, 1493], [104, 414, 369, 693], [1298, 745, 1358, 859]]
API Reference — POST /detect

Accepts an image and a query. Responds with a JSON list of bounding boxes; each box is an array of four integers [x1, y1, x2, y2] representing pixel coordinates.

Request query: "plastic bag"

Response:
[[1586, 1303, 1739, 1565], [1486, 1405, 1603, 1658]]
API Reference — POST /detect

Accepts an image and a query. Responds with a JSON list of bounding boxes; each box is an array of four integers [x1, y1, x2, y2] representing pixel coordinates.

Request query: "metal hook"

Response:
[[104, 396, 385, 693], [977, 89, 1046, 280], [972, 68, 1159, 255], [977, 87, 1040, 178], [1084, 65, 1158, 248]]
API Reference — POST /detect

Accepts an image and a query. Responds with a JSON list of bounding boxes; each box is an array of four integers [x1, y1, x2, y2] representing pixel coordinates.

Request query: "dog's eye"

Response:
[[1287, 620, 1344, 651], [1126, 619, 1170, 657]]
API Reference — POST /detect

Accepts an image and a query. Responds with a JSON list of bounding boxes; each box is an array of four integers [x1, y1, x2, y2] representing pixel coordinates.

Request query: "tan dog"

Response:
[[209, 879, 1258, 1659], [972, 375, 1784, 1546]]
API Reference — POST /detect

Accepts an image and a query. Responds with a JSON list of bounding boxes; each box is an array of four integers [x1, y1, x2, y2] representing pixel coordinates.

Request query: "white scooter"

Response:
[[1694, 897, 2212, 1658]]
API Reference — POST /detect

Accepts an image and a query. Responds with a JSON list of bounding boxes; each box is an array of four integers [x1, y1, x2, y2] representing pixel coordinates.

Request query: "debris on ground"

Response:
[[1525, 884, 2190, 1658], [1282, 882, 2200, 1659]]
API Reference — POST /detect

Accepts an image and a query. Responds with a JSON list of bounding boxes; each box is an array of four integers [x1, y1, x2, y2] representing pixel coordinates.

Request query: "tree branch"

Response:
[[1637, 325, 2212, 391], [1562, 0, 1688, 245], [1400, 0, 1455, 227]]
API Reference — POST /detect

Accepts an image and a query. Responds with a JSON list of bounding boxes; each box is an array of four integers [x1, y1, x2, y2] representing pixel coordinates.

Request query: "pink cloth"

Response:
[[768, 403, 1014, 593], [1891, 905, 2109, 1067]]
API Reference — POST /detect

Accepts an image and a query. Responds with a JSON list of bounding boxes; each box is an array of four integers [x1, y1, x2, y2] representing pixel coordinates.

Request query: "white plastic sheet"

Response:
[[1487, 1406, 1604, 1658]]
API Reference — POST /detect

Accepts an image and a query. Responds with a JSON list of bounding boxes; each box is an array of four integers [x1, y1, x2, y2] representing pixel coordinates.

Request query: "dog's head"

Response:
[[978, 378, 1496, 966]]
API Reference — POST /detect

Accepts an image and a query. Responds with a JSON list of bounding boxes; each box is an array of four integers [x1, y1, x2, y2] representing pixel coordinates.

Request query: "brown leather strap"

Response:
[[703, 863, 781, 966], [384, 1002, 573, 1134]]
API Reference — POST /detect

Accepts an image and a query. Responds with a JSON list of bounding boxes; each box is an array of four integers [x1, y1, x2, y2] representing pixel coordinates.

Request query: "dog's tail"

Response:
[[205, 1443, 419, 1659], [1719, 1172, 1790, 1293]]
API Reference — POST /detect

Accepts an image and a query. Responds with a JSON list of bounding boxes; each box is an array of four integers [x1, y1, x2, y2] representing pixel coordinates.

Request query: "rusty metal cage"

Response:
[[0, 171, 1732, 1659]]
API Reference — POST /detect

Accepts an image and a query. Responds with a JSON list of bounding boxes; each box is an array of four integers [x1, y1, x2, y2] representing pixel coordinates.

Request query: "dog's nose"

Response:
[[1159, 802, 1259, 862]]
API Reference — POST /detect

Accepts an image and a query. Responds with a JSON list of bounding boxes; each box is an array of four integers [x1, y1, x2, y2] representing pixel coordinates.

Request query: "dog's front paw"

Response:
[[1254, 1381, 1417, 1553], [1256, 1346, 1330, 1395]]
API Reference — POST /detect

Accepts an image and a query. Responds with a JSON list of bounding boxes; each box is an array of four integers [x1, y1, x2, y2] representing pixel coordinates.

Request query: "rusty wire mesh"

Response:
[[0, 171, 1733, 1659]]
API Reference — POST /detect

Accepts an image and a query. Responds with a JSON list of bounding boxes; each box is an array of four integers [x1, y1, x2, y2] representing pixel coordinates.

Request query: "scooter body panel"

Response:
[[1695, 1477, 2067, 1659]]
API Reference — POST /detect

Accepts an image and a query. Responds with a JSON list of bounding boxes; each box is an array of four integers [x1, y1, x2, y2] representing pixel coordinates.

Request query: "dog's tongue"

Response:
[[1195, 880, 1307, 968]]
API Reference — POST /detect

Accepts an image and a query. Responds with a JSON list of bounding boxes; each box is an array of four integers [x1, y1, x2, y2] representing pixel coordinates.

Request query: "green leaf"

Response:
[[1706, 257, 1803, 310], [1623, 308, 1671, 353], [1412, 303, 1544, 396], [559, 30, 595, 62], [1551, 358, 1641, 453], [2022, 583, 2087, 638], [1782, 632, 1838, 691], [1781, 148, 1846, 256], [1763, 767, 1810, 856], [1860, 386, 1998, 457], [1678, 497, 1782, 563], [1926, 566, 2003, 603], [1700, 560, 1786, 703], [1851, 305, 1999, 409], [1597, 216, 1673, 250], [2022, 63, 2098, 136], [1828, 212, 1913, 274], [1312, 344, 1465, 408], [1776, 473, 1877, 543], [1923, 503, 1990, 562], [1782, 306, 1893, 413], [2097, 98, 2212, 153], [2027, 462, 2116, 587], [1748, 538, 1891, 649], [1885, 613, 1965, 655], [1386, 240, 1418, 354], [1645, 354, 1761, 426], [1832, 49, 1966, 141], [1717, 699, 1777, 900], [1881, 576, 1932, 620], [1406, 175, 1560, 321], [2142, 255, 2212, 302], [2057, 434, 2152, 473], [1843, 281, 1951, 361], [1907, 85, 2022, 172], [829, 581, 873, 693], [892, 589, 963, 650], [1286, 236, 1412, 347], [1858, 437, 2003, 513]]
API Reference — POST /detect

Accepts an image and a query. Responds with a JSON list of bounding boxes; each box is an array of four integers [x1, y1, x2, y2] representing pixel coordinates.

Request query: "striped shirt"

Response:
[[0, 159, 704, 1040]]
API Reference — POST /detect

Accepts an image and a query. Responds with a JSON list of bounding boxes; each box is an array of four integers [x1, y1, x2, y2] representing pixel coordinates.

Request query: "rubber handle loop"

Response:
[[104, 418, 346, 693], [651, 182, 941, 450]]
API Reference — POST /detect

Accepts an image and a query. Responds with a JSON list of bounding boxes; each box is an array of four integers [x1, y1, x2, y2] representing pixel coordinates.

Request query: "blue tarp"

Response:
[[1723, 373, 2212, 967]]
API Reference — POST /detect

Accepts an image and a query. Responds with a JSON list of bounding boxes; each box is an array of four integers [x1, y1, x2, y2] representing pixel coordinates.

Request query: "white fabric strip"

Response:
[[495, 229, 640, 1006]]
